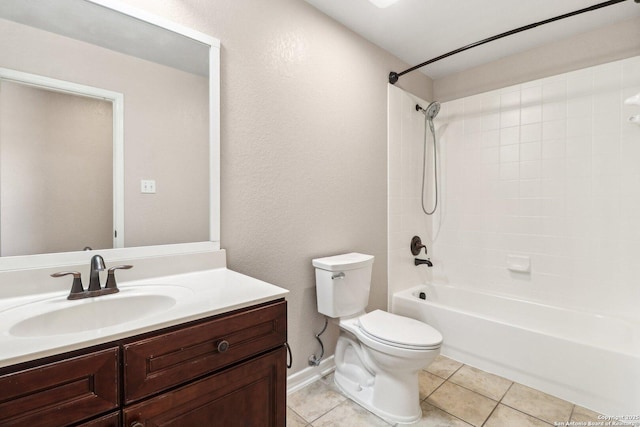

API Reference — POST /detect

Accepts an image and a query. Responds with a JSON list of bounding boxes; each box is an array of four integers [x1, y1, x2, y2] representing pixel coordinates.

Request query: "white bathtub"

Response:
[[392, 284, 640, 416]]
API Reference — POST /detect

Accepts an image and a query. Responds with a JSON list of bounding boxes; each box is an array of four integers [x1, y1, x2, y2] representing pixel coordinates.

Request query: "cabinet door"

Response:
[[0, 347, 119, 427], [123, 300, 286, 403], [123, 346, 286, 427]]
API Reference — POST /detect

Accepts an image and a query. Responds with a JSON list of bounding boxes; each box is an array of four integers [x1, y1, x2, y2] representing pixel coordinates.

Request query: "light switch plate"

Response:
[[140, 179, 156, 194]]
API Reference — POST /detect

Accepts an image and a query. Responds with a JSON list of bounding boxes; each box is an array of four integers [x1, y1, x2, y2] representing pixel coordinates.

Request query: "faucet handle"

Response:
[[51, 271, 85, 300], [104, 265, 133, 291], [411, 236, 427, 256]]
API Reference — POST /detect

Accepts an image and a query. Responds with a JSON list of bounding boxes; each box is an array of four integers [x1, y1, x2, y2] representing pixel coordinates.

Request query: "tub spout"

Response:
[[414, 258, 433, 267]]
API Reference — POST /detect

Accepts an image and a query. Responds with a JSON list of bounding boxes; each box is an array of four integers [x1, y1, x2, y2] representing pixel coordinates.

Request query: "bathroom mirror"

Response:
[[0, 0, 220, 262]]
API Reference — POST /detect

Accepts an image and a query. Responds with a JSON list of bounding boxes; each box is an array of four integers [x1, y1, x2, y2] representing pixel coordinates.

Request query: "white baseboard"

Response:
[[287, 355, 336, 395]]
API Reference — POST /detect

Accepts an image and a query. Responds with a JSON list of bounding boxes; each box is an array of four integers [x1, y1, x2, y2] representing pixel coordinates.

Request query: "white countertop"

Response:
[[0, 268, 288, 369]]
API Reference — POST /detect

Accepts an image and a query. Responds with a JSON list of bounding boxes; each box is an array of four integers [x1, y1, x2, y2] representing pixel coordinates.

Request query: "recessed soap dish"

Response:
[[625, 93, 640, 126], [506, 254, 531, 273], [624, 93, 640, 106]]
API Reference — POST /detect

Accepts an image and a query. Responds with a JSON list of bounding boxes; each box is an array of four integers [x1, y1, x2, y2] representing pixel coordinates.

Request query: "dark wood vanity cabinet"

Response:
[[0, 299, 287, 427], [123, 299, 287, 426], [122, 299, 287, 404], [77, 412, 121, 427], [123, 347, 286, 426], [0, 348, 119, 427]]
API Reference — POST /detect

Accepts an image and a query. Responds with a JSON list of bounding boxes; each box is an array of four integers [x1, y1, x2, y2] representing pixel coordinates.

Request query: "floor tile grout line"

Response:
[[495, 382, 555, 425], [424, 374, 496, 427], [426, 368, 570, 427], [498, 382, 577, 425], [307, 396, 396, 427], [306, 399, 345, 424], [292, 358, 586, 427], [421, 364, 501, 426], [449, 367, 578, 425], [478, 376, 516, 427], [498, 381, 515, 404], [421, 374, 448, 402], [568, 403, 577, 423], [437, 380, 499, 427], [424, 357, 465, 381], [423, 400, 476, 427], [348, 398, 396, 426], [287, 380, 348, 425], [498, 401, 563, 426], [308, 378, 396, 426], [447, 364, 515, 402], [286, 406, 308, 424], [480, 402, 500, 427], [444, 375, 511, 403]]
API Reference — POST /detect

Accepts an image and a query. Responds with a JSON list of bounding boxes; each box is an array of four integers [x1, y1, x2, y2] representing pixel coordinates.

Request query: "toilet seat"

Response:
[[357, 310, 442, 350]]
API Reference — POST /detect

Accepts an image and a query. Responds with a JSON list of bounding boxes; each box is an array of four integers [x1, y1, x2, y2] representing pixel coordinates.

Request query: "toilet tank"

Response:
[[312, 253, 374, 318]]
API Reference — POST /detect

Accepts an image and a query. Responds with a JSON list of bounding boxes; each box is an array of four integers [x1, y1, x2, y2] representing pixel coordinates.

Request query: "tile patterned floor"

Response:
[[287, 355, 610, 427]]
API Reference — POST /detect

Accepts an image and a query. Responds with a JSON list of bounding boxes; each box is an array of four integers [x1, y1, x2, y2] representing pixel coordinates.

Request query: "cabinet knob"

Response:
[[131, 422, 144, 427], [217, 340, 230, 353]]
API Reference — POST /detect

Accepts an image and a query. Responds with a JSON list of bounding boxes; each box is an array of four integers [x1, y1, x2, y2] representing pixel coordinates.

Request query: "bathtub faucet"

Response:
[[414, 258, 433, 267]]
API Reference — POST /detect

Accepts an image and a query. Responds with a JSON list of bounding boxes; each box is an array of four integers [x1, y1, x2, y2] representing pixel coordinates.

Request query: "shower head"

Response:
[[425, 101, 440, 120], [416, 101, 440, 120]]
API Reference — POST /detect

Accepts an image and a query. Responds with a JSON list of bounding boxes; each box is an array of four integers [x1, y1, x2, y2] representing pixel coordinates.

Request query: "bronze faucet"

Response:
[[51, 255, 133, 300]]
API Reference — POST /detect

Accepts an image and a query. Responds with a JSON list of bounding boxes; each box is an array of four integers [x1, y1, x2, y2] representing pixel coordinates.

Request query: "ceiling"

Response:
[[303, 0, 640, 80]]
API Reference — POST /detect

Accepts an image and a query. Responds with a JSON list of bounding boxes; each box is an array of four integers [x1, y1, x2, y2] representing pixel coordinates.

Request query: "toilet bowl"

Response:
[[312, 253, 443, 424], [334, 310, 442, 423]]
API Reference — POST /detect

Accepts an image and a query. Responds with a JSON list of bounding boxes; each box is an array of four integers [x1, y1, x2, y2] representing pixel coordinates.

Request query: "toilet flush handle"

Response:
[[331, 272, 346, 280]]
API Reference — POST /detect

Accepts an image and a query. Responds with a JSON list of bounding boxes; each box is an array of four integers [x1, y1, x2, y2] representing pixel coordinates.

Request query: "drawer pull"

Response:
[[217, 340, 230, 353], [131, 422, 144, 427]]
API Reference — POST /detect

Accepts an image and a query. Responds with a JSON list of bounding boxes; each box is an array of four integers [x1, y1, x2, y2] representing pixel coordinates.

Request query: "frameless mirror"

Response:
[[0, 0, 220, 260]]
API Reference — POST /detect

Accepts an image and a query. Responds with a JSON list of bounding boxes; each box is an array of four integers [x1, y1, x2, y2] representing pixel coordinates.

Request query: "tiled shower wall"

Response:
[[388, 85, 434, 307], [388, 55, 640, 320]]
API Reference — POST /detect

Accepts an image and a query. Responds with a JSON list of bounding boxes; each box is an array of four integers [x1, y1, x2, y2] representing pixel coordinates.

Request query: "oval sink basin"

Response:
[[8, 285, 192, 337]]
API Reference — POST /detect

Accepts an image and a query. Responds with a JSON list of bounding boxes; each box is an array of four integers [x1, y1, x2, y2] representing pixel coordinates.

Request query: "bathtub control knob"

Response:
[[411, 236, 427, 256]]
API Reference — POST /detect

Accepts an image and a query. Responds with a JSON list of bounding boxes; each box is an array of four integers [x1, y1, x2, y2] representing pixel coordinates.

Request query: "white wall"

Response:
[[392, 55, 640, 320], [387, 84, 436, 306], [435, 17, 640, 102]]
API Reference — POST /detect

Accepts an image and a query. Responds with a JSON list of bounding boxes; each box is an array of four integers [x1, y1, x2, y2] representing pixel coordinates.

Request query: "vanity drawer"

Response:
[[77, 411, 120, 427], [124, 347, 286, 427], [0, 347, 119, 427], [123, 299, 287, 403]]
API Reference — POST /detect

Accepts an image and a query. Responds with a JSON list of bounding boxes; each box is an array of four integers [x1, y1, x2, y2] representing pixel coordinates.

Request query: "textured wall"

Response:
[[118, 0, 432, 374]]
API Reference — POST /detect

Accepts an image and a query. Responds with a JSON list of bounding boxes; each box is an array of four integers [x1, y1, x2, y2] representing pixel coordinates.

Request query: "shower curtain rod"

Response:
[[388, 0, 632, 84]]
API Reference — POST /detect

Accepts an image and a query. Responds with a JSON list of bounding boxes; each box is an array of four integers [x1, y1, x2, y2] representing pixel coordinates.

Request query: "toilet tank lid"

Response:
[[312, 253, 374, 271]]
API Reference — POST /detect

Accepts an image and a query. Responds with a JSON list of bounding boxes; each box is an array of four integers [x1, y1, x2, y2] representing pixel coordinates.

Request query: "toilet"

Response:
[[312, 253, 443, 424]]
